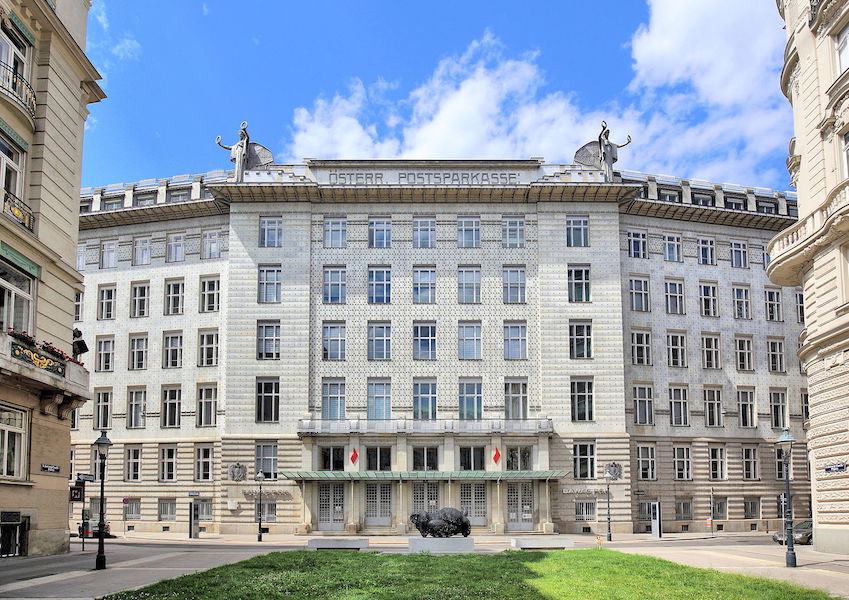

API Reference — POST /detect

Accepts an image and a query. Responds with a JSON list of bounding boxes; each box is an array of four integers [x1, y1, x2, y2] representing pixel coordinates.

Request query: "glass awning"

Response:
[[278, 470, 567, 481]]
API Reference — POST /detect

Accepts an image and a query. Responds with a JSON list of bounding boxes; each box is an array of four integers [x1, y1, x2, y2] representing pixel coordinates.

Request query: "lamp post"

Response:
[[91, 431, 112, 570], [255, 471, 265, 542], [776, 428, 796, 568], [604, 468, 613, 542]]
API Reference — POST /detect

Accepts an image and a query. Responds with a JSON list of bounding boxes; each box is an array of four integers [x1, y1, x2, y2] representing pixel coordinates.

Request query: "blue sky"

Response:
[[82, 1, 791, 190]]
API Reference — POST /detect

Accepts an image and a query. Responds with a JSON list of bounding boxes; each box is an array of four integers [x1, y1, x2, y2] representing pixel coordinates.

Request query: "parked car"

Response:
[[77, 521, 112, 539], [772, 520, 813, 545]]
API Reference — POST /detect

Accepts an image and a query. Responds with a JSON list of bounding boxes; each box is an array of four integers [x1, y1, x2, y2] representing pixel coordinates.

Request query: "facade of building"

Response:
[[71, 158, 809, 537], [0, 0, 103, 557], [769, 0, 849, 554]]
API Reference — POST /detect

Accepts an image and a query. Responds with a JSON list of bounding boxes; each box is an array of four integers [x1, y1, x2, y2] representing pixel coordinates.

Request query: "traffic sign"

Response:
[[188, 491, 199, 497], [77, 473, 95, 482], [122, 498, 130, 505]]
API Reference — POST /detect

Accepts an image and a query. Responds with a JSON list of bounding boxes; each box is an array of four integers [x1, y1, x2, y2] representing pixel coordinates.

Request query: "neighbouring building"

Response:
[[69, 153, 810, 537], [769, 0, 849, 554], [0, 0, 103, 557]]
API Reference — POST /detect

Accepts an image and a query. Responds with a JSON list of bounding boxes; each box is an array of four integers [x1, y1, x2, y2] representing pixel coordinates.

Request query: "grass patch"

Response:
[[100, 548, 837, 600]]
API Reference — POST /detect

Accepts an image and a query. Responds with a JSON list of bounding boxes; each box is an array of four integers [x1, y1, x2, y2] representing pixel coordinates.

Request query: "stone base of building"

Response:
[[814, 525, 849, 554], [23, 527, 69, 558]]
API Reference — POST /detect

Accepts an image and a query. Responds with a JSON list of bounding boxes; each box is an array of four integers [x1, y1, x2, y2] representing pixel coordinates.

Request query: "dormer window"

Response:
[[692, 193, 714, 207], [757, 200, 777, 214], [725, 196, 745, 211], [102, 197, 123, 211], [659, 189, 680, 203], [168, 189, 190, 203], [133, 193, 155, 207]]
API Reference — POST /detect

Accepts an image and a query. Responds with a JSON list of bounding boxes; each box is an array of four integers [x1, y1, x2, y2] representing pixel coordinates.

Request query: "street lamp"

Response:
[[775, 427, 796, 568], [255, 471, 265, 542], [91, 430, 112, 570], [603, 468, 614, 542]]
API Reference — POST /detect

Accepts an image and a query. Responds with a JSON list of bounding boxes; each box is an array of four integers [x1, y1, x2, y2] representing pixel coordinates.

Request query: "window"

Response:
[[258, 266, 282, 303], [321, 380, 345, 420], [201, 230, 220, 259], [735, 337, 753, 371], [567, 266, 590, 302], [124, 447, 141, 481], [504, 379, 528, 420], [699, 283, 718, 317], [259, 217, 283, 247], [801, 390, 809, 421], [368, 267, 391, 303], [502, 217, 525, 248], [502, 267, 526, 303], [257, 321, 282, 360], [368, 322, 391, 360], [663, 234, 681, 262], [693, 193, 714, 206], [97, 285, 116, 320], [323, 267, 346, 303], [733, 286, 751, 319], [100, 240, 117, 269], [159, 446, 177, 482], [164, 279, 184, 315], [195, 445, 213, 481], [367, 379, 391, 419], [669, 387, 689, 426], [573, 442, 595, 479], [506, 446, 532, 471], [71, 408, 79, 430], [368, 218, 392, 248], [457, 216, 482, 248], [765, 289, 783, 321], [767, 339, 785, 373], [158, 498, 176, 521], [697, 238, 716, 265], [74, 291, 83, 322], [320, 322, 343, 361], [704, 388, 723, 426], [76, 243, 86, 271], [744, 498, 761, 520], [838, 21, 849, 73], [715, 497, 729, 521], [413, 380, 437, 420], [166, 233, 185, 263], [127, 389, 146, 428], [675, 499, 693, 520], [457, 266, 481, 303], [659, 189, 680, 203], [709, 446, 726, 480], [571, 379, 593, 422], [319, 447, 345, 471], [94, 390, 112, 429], [459, 446, 485, 470], [256, 378, 280, 422], [666, 332, 687, 367], [366, 447, 392, 471], [569, 321, 592, 359], [627, 231, 647, 258], [162, 332, 183, 368], [197, 386, 217, 427], [95, 337, 114, 372], [634, 385, 654, 425], [637, 446, 656, 480], [566, 216, 589, 247], [770, 390, 787, 428], [126, 498, 142, 520], [629, 278, 650, 311], [743, 447, 759, 480], [673, 447, 691, 480], [413, 322, 436, 360], [132, 237, 151, 265], [776, 448, 789, 480], [738, 389, 756, 428], [757, 200, 777, 215], [701, 335, 720, 369], [575, 500, 596, 522], [413, 447, 438, 471], [255, 443, 277, 479], [167, 188, 189, 203], [161, 387, 181, 427], [413, 217, 435, 248], [413, 267, 436, 304], [196, 499, 212, 521], [664, 280, 685, 314], [128, 335, 148, 370], [198, 330, 219, 366], [130, 283, 149, 318], [0, 405, 25, 478], [459, 379, 482, 420], [795, 292, 805, 324], [458, 322, 481, 360], [503, 322, 527, 360], [323, 218, 346, 248], [200, 278, 220, 313], [730, 241, 748, 268], [256, 501, 277, 523]]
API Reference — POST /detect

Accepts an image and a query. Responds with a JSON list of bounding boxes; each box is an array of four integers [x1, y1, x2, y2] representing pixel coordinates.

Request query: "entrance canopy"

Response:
[[279, 471, 567, 481]]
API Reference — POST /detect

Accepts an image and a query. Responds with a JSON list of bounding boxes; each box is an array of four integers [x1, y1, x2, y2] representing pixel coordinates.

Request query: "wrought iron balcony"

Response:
[[298, 418, 554, 435], [3, 190, 33, 232], [0, 62, 36, 120]]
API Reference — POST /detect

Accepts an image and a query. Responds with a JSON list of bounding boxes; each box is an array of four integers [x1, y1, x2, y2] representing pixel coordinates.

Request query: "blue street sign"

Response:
[[77, 473, 95, 482]]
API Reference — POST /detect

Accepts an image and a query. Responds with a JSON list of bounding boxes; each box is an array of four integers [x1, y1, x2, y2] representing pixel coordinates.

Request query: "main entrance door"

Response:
[[317, 482, 345, 531], [506, 482, 534, 531], [364, 483, 392, 526], [460, 482, 487, 526], [412, 482, 439, 514]]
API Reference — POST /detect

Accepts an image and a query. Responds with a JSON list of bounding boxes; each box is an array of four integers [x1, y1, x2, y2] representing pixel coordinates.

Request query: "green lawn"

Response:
[[100, 549, 836, 600]]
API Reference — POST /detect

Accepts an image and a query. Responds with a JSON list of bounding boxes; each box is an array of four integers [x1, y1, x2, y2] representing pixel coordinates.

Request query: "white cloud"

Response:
[[111, 38, 141, 61], [90, 0, 108, 31], [202, 3, 209, 16], [84, 116, 98, 131], [283, 1, 792, 188]]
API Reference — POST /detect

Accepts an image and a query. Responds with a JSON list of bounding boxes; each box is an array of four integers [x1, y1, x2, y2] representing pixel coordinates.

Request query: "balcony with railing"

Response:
[[2, 190, 33, 232], [0, 62, 36, 122], [298, 418, 554, 436]]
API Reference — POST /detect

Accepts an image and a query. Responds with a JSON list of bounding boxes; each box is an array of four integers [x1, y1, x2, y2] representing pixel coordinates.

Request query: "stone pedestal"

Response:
[[408, 536, 475, 554]]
